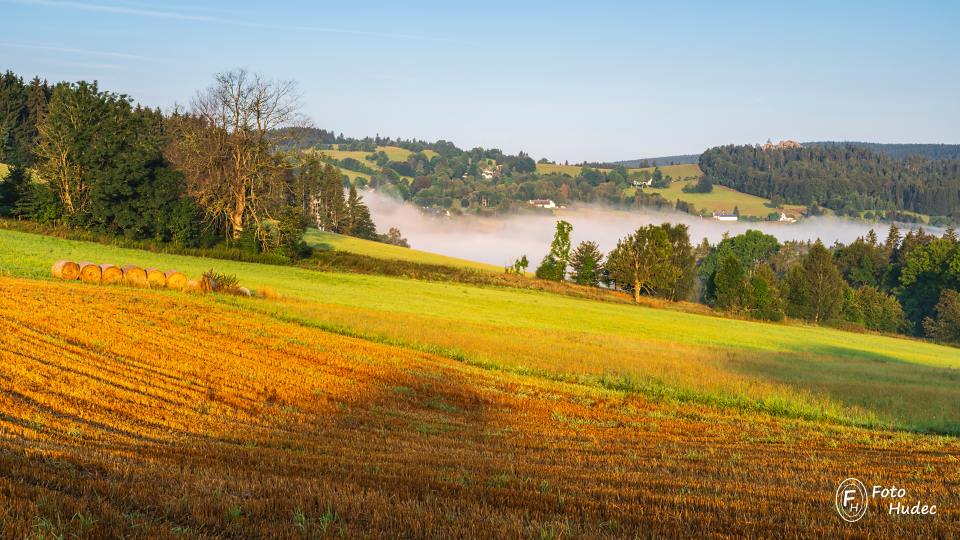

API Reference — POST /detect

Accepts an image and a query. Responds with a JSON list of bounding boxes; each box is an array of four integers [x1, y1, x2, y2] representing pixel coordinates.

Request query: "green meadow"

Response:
[[305, 229, 503, 272], [643, 181, 782, 217]]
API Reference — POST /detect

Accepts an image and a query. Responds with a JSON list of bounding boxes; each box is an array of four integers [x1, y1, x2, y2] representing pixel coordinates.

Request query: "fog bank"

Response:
[[364, 190, 928, 268]]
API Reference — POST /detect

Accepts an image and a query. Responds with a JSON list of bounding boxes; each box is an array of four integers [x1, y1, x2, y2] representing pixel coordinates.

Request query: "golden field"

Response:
[[0, 277, 958, 538]]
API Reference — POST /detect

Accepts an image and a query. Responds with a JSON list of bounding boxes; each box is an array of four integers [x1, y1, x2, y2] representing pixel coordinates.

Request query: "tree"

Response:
[[897, 236, 960, 333], [650, 167, 669, 188], [714, 255, 748, 311], [344, 183, 378, 240], [700, 229, 780, 303], [923, 289, 960, 344], [833, 236, 888, 288], [379, 227, 409, 247], [510, 255, 529, 275], [535, 220, 573, 281], [783, 241, 845, 323], [569, 241, 604, 286], [315, 163, 346, 232], [651, 223, 696, 301], [606, 225, 672, 303], [747, 264, 784, 321], [33, 81, 106, 219], [166, 69, 306, 242], [849, 286, 906, 333]]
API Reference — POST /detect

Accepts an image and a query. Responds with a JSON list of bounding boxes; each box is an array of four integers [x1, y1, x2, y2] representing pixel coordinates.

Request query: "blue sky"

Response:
[[3, 0, 958, 162]]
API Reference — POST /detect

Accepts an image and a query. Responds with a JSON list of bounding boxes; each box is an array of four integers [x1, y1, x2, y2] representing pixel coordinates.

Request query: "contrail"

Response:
[[9, 0, 465, 43], [0, 41, 154, 60]]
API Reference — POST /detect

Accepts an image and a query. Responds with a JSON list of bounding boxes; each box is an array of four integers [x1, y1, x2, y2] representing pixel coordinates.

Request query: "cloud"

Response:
[[11, 0, 463, 42], [0, 41, 153, 60], [363, 190, 928, 269]]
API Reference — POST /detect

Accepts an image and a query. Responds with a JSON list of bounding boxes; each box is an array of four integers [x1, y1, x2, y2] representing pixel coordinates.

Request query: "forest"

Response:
[[0, 70, 388, 258], [699, 144, 960, 220]]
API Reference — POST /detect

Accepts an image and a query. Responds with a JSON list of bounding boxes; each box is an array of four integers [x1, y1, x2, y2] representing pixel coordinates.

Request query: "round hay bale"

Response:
[[145, 268, 167, 288], [237, 286, 252, 297], [99, 264, 123, 284], [121, 265, 148, 287], [164, 270, 188, 289], [77, 261, 102, 283], [51, 260, 80, 280], [186, 279, 211, 293]]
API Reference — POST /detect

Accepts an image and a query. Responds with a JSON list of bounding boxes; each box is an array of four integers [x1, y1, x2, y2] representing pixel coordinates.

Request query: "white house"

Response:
[[632, 178, 653, 188], [712, 211, 738, 222], [779, 212, 797, 223], [529, 199, 557, 209]]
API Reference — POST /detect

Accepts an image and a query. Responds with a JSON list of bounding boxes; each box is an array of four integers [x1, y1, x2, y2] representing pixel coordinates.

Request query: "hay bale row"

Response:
[[51, 260, 201, 291]]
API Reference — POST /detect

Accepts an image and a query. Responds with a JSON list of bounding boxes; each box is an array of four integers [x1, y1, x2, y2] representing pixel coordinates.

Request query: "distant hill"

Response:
[[803, 142, 960, 161], [606, 143, 960, 168], [601, 154, 701, 168]]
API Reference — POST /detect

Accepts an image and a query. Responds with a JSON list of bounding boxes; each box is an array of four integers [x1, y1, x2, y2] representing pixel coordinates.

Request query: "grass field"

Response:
[[642, 181, 781, 217], [305, 229, 503, 273], [1, 229, 959, 536], [535, 162, 701, 179]]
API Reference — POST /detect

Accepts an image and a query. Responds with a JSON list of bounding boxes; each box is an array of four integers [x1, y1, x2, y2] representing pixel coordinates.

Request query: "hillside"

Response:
[[700, 144, 960, 220], [633, 182, 780, 218], [2, 276, 957, 537], [304, 228, 503, 273], [604, 153, 701, 167], [3, 227, 959, 432], [1, 231, 959, 536]]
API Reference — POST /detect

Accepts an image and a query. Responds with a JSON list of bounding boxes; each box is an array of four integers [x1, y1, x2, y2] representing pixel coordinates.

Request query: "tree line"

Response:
[[0, 69, 393, 258], [699, 144, 960, 220], [526, 221, 960, 345]]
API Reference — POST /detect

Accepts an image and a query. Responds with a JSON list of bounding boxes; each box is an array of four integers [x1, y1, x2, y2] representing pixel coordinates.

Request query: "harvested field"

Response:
[[0, 277, 957, 538]]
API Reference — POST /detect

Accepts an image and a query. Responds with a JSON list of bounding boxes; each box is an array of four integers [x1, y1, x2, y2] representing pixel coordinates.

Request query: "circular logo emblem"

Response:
[[836, 478, 869, 522]]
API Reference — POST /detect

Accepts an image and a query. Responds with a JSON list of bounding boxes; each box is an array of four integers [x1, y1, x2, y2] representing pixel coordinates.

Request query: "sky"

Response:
[[3, 0, 959, 163]]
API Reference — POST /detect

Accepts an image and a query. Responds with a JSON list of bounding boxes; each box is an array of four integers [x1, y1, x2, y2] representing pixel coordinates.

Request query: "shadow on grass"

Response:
[[724, 344, 960, 435]]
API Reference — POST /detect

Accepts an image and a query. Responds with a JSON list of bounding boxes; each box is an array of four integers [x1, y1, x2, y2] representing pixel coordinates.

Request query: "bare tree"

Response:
[[166, 69, 308, 241]]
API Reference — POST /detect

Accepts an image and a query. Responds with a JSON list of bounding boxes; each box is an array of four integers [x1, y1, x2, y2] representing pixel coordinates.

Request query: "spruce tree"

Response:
[[784, 241, 845, 323], [345, 183, 378, 240]]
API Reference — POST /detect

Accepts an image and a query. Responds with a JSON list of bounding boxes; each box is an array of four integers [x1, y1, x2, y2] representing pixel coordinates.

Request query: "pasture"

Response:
[[305, 229, 503, 273], [644, 181, 783, 217]]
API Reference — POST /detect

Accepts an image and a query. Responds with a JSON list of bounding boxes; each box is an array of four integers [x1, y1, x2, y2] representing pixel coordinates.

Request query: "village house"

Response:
[[712, 211, 738, 222], [528, 199, 557, 209]]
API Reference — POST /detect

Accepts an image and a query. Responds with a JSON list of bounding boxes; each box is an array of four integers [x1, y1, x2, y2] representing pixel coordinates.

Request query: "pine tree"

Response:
[[784, 241, 845, 323], [714, 255, 748, 311], [345, 183, 378, 240]]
